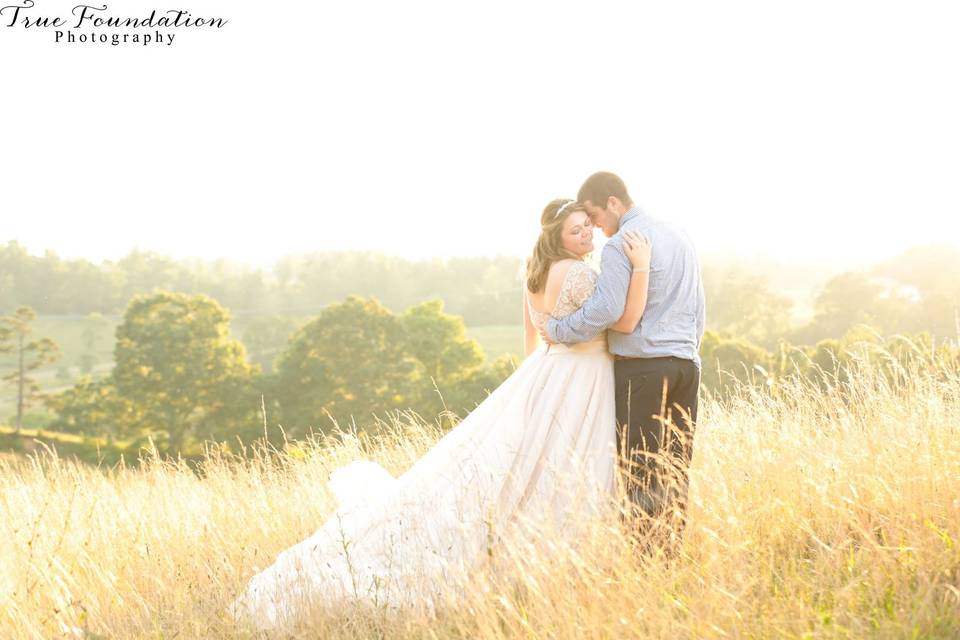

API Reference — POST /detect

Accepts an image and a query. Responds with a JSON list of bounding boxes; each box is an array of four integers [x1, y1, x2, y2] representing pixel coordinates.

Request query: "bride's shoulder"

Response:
[[549, 258, 579, 273], [546, 259, 580, 283], [545, 259, 593, 295]]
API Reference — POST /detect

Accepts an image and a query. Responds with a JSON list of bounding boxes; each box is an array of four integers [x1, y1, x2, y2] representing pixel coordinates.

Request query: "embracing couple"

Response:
[[231, 172, 706, 629]]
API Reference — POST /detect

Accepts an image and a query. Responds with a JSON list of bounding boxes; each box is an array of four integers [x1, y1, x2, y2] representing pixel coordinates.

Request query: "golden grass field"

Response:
[[2, 346, 959, 639]]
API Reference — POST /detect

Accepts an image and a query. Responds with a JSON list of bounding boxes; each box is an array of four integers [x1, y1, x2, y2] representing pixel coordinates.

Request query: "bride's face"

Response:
[[560, 211, 595, 257]]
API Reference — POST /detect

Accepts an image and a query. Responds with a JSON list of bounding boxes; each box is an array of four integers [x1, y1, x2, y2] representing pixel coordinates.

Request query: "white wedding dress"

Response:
[[231, 261, 617, 629]]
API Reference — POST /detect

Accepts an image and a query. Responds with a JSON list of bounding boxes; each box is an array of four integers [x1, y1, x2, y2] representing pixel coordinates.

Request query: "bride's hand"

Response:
[[622, 231, 651, 270]]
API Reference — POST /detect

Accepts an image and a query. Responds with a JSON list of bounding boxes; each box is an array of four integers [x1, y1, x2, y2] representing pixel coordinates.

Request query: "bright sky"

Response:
[[2, 0, 958, 269]]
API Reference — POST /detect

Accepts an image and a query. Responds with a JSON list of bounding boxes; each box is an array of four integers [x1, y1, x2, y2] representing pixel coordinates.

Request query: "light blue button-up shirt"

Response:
[[547, 207, 705, 368]]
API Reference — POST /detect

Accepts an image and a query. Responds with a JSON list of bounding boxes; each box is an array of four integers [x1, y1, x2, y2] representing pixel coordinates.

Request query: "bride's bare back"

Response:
[[526, 260, 599, 337]]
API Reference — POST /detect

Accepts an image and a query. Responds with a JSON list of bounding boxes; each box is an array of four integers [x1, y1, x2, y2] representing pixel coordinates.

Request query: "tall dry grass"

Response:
[[2, 344, 959, 639]]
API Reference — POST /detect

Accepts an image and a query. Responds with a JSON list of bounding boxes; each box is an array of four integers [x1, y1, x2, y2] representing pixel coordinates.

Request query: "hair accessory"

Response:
[[554, 200, 576, 219]]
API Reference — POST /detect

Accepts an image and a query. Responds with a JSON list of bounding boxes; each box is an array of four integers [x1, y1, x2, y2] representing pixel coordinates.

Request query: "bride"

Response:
[[230, 198, 651, 628]]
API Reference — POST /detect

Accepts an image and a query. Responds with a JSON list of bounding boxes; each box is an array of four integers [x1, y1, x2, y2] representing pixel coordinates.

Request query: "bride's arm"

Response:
[[523, 292, 540, 357], [610, 231, 651, 334], [609, 269, 649, 333]]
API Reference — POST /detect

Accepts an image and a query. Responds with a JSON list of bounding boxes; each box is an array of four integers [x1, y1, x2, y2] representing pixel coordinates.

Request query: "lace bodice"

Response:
[[527, 261, 599, 334]]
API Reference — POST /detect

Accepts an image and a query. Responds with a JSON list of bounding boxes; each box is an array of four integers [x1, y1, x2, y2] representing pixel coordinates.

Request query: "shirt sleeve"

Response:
[[547, 240, 632, 344]]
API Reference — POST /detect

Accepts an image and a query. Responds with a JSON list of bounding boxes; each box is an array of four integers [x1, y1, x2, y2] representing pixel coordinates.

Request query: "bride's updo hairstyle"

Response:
[[526, 198, 586, 294]]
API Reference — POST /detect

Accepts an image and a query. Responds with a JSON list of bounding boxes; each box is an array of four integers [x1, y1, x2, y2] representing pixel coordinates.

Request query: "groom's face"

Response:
[[583, 201, 619, 238]]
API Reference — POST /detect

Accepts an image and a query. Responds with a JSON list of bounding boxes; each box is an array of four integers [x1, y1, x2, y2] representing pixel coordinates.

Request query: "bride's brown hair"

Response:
[[526, 198, 586, 294]]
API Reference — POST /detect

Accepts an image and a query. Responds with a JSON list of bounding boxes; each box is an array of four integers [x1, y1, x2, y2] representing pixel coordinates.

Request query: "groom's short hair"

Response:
[[577, 172, 634, 209]]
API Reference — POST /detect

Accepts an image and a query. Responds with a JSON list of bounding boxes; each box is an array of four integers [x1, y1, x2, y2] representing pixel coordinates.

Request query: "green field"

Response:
[[465, 324, 523, 360], [0, 315, 119, 422]]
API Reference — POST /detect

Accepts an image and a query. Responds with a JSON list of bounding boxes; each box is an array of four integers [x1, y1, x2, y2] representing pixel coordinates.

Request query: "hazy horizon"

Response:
[[5, 235, 951, 275]]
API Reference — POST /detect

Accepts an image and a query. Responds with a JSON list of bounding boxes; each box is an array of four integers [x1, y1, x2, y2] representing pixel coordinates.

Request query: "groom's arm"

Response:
[[547, 240, 632, 344]]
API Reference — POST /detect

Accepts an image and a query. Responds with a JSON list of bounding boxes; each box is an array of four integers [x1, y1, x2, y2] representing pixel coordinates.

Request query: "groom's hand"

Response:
[[538, 326, 557, 346]]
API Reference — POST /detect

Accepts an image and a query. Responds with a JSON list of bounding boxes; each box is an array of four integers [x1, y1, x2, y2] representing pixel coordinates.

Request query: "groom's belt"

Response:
[[613, 354, 690, 362]]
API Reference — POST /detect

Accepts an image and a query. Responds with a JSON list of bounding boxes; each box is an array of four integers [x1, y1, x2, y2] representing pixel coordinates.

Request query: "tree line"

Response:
[[3, 242, 959, 457], [704, 245, 960, 348], [0, 241, 523, 325], [4, 240, 958, 342], [5, 292, 956, 458]]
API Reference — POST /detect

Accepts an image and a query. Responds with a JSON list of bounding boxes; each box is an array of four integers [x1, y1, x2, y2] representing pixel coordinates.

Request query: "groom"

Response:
[[545, 171, 705, 541]]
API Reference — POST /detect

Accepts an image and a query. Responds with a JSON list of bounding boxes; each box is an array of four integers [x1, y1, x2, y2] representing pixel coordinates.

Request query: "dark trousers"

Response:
[[614, 356, 700, 536]]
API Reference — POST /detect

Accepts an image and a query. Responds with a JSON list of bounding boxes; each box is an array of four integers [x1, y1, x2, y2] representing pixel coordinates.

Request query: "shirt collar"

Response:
[[619, 206, 643, 227]]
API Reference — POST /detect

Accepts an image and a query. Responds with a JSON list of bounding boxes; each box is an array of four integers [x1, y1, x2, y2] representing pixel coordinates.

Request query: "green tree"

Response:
[[273, 296, 417, 434], [0, 306, 61, 432], [799, 272, 886, 342], [272, 297, 520, 435], [112, 291, 257, 451], [46, 376, 138, 439], [399, 299, 486, 415], [699, 330, 772, 394]]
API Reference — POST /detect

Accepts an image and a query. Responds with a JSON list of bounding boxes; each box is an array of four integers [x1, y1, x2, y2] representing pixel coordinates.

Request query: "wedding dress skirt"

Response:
[[231, 338, 617, 629]]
